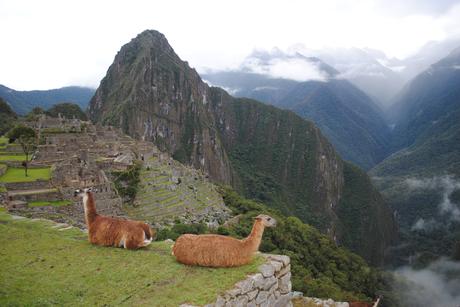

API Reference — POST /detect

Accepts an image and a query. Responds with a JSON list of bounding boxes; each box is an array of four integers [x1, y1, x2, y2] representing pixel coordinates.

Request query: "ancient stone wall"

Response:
[[9, 190, 61, 202], [211, 254, 293, 307], [5, 180, 52, 191]]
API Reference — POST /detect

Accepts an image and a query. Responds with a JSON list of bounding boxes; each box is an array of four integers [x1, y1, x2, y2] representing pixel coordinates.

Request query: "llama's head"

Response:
[[74, 187, 97, 198], [255, 214, 277, 227]]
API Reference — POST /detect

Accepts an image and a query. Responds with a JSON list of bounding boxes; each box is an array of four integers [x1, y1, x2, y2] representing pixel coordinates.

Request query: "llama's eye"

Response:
[[267, 218, 271, 221]]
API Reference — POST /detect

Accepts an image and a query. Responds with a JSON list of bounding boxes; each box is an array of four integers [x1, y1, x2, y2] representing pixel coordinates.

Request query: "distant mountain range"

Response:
[[203, 50, 391, 170], [370, 46, 460, 265], [373, 46, 460, 178], [0, 84, 95, 115]]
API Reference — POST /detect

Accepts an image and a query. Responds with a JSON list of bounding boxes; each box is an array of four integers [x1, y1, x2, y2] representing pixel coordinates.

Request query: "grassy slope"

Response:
[[0, 210, 263, 306], [0, 167, 51, 183]]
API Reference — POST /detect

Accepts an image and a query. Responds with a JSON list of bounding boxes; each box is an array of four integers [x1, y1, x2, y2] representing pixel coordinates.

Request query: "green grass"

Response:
[[0, 154, 28, 161], [0, 136, 8, 145], [28, 200, 72, 207], [0, 212, 263, 306], [0, 167, 51, 183]]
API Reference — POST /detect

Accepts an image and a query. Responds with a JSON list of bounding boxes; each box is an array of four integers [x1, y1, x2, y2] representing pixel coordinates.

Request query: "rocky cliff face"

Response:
[[88, 30, 396, 265], [89, 31, 232, 184]]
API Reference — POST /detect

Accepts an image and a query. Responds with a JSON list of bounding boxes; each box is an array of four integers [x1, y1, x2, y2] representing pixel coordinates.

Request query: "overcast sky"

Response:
[[1, 0, 460, 90]]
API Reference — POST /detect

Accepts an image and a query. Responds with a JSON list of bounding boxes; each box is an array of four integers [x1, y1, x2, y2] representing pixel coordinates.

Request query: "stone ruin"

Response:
[[4, 121, 153, 226]]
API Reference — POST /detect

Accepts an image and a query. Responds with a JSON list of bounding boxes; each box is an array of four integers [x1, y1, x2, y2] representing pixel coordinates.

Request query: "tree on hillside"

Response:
[[26, 106, 45, 122], [6, 125, 37, 177], [0, 97, 17, 135], [46, 102, 87, 120]]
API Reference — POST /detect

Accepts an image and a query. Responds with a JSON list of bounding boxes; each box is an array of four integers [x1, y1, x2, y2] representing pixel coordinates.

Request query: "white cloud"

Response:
[[405, 175, 460, 222], [411, 218, 440, 231], [1, 0, 460, 89], [243, 57, 328, 82], [394, 258, 460, 307]]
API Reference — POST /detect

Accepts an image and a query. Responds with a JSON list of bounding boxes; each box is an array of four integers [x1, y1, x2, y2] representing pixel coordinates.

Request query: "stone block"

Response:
[[274, 293, 293, 307], [264, 254, 290, 266], [279, 272, 292, 294], [255, 290, 269, 305], [247, 289, 258, 301], [262, 276, 277, 290], [270, 260, 283, 272], [251, 273, 265, 289], [259, 263, 275, 277], [276, 264, 291, 277], [215, 296, 225, 307], [235, 278, 254, 294], [225, 287, 241, 298], [234, 295, 248, 307]]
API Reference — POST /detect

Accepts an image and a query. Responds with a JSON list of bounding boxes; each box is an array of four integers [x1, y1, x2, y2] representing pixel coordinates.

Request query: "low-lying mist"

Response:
[[393, 258, 460, 307], [405, 175, 460, 228]]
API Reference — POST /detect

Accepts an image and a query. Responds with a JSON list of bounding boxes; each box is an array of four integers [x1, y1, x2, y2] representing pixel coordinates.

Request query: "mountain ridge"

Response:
[[0, 84, 95, 115], [203, 52, 391, 170]]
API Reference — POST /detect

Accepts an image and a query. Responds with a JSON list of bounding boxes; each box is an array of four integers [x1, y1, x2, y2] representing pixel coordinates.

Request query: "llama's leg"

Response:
[[124, 238, 139, 249], [124, 230, 145, 249]]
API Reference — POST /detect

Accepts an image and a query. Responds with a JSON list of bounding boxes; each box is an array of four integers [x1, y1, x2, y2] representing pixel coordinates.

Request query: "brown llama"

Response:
[[172, 214, 276, 267], [74, 188, 155, 249], [350, 297, 381, 307]]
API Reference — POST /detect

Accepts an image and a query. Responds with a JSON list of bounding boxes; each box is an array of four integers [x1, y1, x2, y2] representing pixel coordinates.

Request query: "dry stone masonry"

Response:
[[181, 254, 293, 307]]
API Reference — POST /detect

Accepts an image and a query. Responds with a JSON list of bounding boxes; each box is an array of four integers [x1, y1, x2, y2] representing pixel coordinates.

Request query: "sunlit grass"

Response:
[[0, 154, 28, 162], [0, 167, 51, 183], [0, 212, 263, 306]]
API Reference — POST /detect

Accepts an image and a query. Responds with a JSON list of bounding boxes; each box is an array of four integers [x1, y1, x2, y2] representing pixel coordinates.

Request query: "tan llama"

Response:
[[172, 214, 276, 267], [75, 188, 155, 249]]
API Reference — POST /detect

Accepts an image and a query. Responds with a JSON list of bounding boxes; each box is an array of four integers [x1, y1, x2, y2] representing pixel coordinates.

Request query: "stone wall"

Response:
[[5, 179, 52, 191], [9, 190, 61, 202], [181, 254, 293, 307]]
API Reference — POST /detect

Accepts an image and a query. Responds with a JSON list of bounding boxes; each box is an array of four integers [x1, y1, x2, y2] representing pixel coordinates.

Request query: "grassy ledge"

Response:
[[28, 200, 72, 207], [0, 211, 263, 306], [0, 154, 28, 162], [0, 167, 51, 183]]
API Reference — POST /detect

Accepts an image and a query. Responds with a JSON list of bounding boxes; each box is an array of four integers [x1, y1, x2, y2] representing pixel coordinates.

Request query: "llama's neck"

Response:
[[83, 193, 97, 226], [243, 219, 265, 253]]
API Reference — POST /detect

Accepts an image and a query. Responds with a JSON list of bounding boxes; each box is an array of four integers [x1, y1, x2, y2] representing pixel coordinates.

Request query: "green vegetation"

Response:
[[157, 187, 381, 302], [0, 167, 51, 183], [0, 154, 28, 161], [6, 125, 37, 176], [156, 223, 208, 241], [338, 163, 397, 266], [126, 157, 225, 223], [28, 200, 72, 207], [112, 161, 141, 203], [0, 98, 17, 135], [224, 96, 320, 227], [0, 211, 263, 306], [218, 188, 380, 301], [46, 102, 88, 120], [0, 136, 8, 146]]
